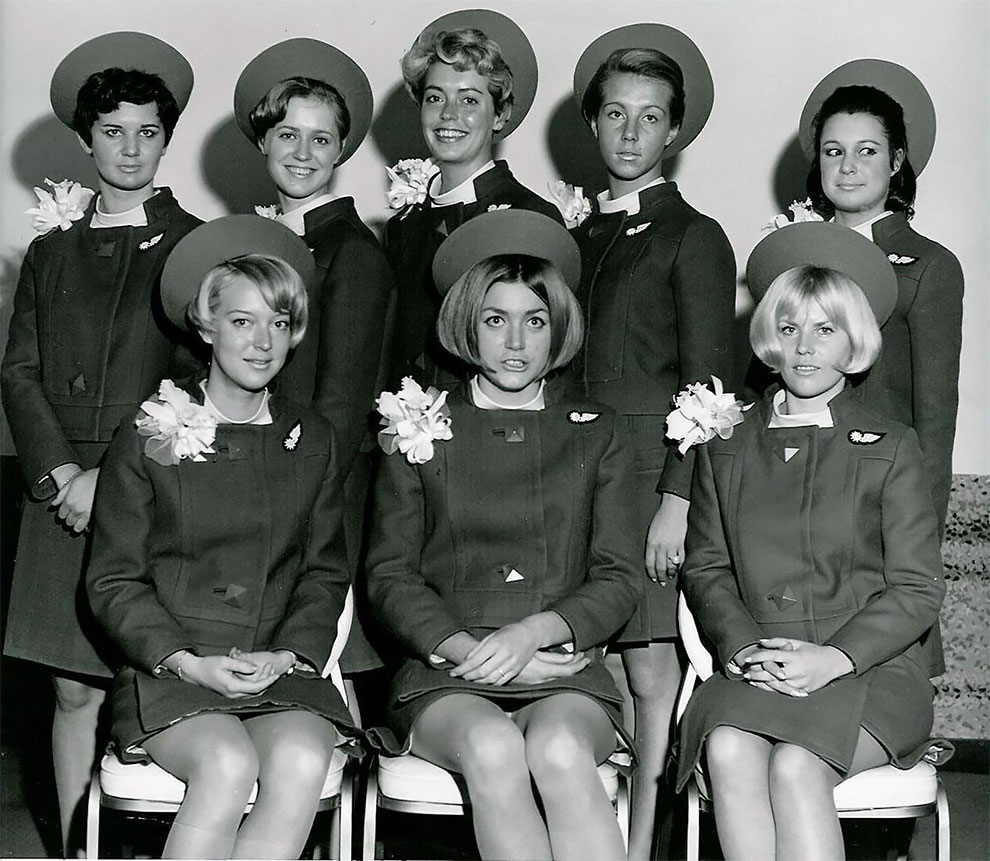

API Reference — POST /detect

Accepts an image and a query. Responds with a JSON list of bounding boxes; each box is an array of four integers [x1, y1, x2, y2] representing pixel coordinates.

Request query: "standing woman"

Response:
[[366, 210, 641, 861], [1, 32, 200, 853], [569, 24, 737, 857], [234, 39, 395, 686], [385, 9, 563, 387], [800, 59, 964, 532], [86, 216, 359, 860]]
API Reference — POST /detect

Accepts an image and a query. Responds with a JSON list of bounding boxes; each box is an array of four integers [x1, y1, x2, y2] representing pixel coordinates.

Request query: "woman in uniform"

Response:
[[1, 32, 200, 853], [676, 222, 946, 861], [366, 210, 641, 861], [800, 60, 963, 534], [568, 24, 737, 856], [234, 38, 395, 698], [86, 216, 359, 860], [385, 9, 562, 387]]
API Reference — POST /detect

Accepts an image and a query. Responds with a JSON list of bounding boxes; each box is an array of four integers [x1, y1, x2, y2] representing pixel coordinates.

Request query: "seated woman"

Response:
[[676, 222, 946, 861], [366, 210, 642, 861], [385, 9, 563, 387], [86, 216, 359, 860]]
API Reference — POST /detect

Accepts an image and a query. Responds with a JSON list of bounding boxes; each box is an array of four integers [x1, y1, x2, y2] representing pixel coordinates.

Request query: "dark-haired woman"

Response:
[[568, 25, 737, 857], [1, 33, 201, 852], [385, 9, 562, 387], [801, 60, 963, 532], [234, 39, 395, 689]]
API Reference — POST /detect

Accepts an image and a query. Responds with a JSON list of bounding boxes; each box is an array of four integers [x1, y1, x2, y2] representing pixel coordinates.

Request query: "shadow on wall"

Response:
[[370, 83, 431, 167], [773, 134, 812, 210], [10, 115, 97, 193], [1, 251, 26, 456], [200, 116, 274, 215]]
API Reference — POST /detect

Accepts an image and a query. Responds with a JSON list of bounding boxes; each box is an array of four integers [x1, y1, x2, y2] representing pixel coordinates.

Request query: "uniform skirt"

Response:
[[674, 651, 937, 792], [110, 666, 361, 763], [3, 442, 115, 677]]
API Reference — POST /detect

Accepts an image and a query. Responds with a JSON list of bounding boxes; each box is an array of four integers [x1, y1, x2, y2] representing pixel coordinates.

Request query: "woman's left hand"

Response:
[[741, 638, 854, 694], [448, 622, 542, 685], [227, 647, 298, 681], [52, 468, 99, 533], [644, 493, 689, 585]]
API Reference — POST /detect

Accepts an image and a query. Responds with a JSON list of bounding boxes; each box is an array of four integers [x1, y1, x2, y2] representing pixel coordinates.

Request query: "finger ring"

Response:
[[495, 668, 505, 677], [668, 555, 681, 564]]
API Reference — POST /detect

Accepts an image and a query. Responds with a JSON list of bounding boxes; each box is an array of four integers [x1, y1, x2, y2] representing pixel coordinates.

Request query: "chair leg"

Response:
[[362, 755, 380, 861], [686, 779, 701, 861], [936, 776, 951, 861], [338, 760, 354, 861], [84, 763, 101, 860], [612, 770, 630, 851]]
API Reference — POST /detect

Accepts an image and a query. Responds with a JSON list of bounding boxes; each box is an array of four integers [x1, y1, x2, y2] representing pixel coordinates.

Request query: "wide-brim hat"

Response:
[[746, 222, 897, 325], [161, 215, 316, 330], [573, 23, 714, 157], [799, 59, 936, 175], [234, 38, 373, 165], [50, 31, 194, 129], [413, 8, 538, 139], [432, 209, 581, 295]]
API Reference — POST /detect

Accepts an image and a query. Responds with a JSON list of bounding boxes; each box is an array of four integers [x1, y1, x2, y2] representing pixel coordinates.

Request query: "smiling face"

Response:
[[776, 299, 853, 413], [420, 62, 505, 189], [819, 111, 904, 227], [261, 96, 343, 211], [592, 73, 679, 198], [202, 276, 292, 413], [475, 279, 551, 406], [78, 101, 167, 201]]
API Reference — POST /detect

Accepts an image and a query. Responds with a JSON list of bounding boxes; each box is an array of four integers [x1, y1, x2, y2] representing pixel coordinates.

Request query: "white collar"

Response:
[[831, 210, 893, 239], [277, 192, 336, 237], [470, 376, 546, 411], [90, 193, 154, 228], [768, 388, 835, 429], [200, 381, 273, 425], [429, 161, 497, 207], [597, 175, 666, 216]]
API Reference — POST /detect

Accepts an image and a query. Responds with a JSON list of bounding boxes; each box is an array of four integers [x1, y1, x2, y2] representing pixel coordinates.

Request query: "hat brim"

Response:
[[573, 23, 714, 157], [50, 31, 193, 129], [799, 59, 936, 175], [417, 9, 537, 140], [746, 222, 897, 326], [161, 215, 316, 331], [432, 209, 581, 295], [234, 38, 373, 166]]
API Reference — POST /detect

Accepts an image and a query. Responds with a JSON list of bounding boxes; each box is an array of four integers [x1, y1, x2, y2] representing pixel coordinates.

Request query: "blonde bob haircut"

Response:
[[187, 253, 309, 349], [437, 255, 583, 374], [750, 265, 881, 375]]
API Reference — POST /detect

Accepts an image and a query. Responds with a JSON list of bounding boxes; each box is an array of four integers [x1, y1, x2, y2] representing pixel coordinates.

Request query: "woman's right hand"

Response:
[[52, 467, 99, 533], [731, 644, 806, 698], [513, 650, 591, 685], [181, 654, 280, 699]]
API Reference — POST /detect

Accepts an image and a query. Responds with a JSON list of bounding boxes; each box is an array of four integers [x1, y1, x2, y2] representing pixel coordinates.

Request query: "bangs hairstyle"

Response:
[[187, 253, 309, 348], [248, 76, 351, 148], [402, 27, 514, 116], [581, 47, 685, 129], [806, 85, 917, 220], [74, 68, 180, 145], [750, 265, 881, 375], [437, 255, 584, 374]]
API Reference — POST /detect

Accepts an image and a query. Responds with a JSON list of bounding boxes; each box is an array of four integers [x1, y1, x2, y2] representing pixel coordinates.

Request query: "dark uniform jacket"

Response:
[[383, 161, 563, 387]]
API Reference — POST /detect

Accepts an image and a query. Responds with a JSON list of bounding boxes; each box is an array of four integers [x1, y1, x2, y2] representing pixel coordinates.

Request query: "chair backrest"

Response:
[[322, 585, 354, 701], [677, 592, 714, 682]]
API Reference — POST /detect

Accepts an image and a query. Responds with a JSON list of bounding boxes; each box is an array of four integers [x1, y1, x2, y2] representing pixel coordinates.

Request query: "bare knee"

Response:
[[460, 720, 526, 781], [706, 725, 756, 772], [769, 744, 835, 794], [188, 736, 259, 793], [525, 725, 595, 782], [53, 676, 104, 715], [263, 730, 335, 787]]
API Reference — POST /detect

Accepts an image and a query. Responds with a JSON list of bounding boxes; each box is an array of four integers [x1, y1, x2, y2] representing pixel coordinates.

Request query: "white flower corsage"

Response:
[[254, 204, 280, 220], [376, 377, 452, 464], [665, 376, 751, 455], [135, 380, 218, 466], [26, 178, 95, 234], [386, 158, 440, 211], [761, 198, 824, 233], [547, 180, 592, 229]]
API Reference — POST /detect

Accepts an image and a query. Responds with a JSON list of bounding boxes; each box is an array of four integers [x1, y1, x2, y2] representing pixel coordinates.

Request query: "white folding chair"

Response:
[[86, 588, 357, 860], [675, 593, 951, 861], [361, 749, 630, 859]]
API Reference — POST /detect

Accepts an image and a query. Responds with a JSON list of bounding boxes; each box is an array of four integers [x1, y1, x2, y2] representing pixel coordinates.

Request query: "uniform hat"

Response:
[[161, 215, 316, 330], [234, 38, 373, 165], [50, 31, 194, 128], [746, 222, 897, 325], [413, 8, 538, 139], [573, 23, 714, 157], [799, 59, 936, 175], [432, 209, 581, 295]]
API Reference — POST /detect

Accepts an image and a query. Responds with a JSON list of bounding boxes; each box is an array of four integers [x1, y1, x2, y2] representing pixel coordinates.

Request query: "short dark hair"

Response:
[[581, 47, 685, 129], [806, 85, 917, 220], [248, 76, 351, 148], [74, 68, 181, 145], [437, 255, 583, 374]]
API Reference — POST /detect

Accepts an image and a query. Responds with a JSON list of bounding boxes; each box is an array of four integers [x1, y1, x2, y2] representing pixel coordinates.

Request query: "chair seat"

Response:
[[99, 746, 349, 805], [377, 753, 619, 805], [833, 761, 938, 810]]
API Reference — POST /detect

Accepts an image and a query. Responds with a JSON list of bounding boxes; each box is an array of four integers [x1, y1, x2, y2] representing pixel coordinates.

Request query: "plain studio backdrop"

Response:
[[1, 0, 987, 474]]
